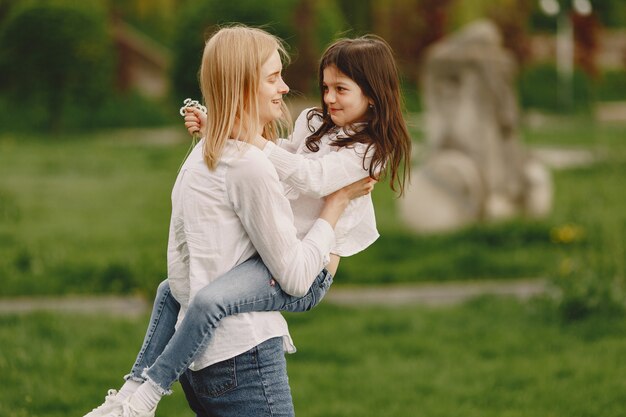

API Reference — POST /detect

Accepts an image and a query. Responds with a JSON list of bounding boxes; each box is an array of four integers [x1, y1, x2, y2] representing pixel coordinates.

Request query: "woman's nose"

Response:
[[279, 79, 289, 94]]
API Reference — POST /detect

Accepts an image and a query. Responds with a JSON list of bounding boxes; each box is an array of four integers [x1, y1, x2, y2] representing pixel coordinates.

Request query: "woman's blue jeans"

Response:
[[126, 255, 333, 394], [180, 337, 295, 417]]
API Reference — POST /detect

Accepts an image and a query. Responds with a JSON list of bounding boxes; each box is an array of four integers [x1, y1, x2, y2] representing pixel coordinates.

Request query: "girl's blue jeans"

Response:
[[125, 255, 333, 393]]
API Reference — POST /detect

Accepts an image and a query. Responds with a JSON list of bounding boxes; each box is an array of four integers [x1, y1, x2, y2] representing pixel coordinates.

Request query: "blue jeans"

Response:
[[126, 256, 333, 395], [180, 337, 294, 417]]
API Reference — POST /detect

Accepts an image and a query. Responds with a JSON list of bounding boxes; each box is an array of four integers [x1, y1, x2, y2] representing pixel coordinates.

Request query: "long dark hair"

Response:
[[305, 35, 411, 196]]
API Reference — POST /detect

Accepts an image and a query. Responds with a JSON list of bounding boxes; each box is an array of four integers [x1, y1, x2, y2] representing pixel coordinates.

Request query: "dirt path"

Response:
[[0, 278, 548, 317]]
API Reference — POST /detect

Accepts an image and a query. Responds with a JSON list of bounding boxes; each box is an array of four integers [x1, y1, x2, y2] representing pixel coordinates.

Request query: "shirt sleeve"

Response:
[[263, 140, 373, 199], [262, 108, 374, 199], [226, 148, 335, 297]]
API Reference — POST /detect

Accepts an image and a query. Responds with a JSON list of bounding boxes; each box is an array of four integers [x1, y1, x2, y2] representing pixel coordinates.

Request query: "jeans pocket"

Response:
[[190, 358, 237, 398]]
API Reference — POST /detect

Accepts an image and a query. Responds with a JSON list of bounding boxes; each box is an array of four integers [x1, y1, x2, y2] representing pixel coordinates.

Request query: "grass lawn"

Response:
[[1, 298, 625, 417], [0, 116, 624, 296]]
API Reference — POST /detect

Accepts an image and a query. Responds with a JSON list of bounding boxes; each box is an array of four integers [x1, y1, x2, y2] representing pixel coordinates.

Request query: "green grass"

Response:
[[0, 117, 625, 296], [1, 299, 625, 416], [0, 129, 189, 297], [341, 117, 626, 286]]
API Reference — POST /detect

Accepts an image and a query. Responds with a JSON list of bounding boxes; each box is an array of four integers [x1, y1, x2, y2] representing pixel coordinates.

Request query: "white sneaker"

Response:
[[83, 389, 124, 417], [119, 401, 156, 417]]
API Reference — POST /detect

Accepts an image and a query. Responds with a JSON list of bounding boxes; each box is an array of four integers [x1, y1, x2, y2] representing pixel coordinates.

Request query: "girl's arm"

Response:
[[227, 151, 373, 297]]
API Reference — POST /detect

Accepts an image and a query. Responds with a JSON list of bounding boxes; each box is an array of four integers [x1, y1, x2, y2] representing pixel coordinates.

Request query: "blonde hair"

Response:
[[199, 25, 291, 170]]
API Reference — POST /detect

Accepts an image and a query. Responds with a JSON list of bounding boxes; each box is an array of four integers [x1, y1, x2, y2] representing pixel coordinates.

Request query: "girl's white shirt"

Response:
[[265, 108, 379, 256], [167, 108, 379, 370]]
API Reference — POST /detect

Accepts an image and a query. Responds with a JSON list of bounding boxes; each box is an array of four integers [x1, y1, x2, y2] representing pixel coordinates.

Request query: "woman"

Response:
[[83, 25, 372, 417], [84, 32, 411, 417]]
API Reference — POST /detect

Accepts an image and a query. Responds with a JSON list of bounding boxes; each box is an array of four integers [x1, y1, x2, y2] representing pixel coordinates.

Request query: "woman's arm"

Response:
[[227, 150, 372, 297], [186, 106, 373, 199], [249, 108, 374, 198], [261, 140, 373, 199]]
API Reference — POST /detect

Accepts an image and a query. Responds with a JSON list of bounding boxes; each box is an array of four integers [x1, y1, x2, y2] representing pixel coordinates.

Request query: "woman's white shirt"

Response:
[[264, 108, 379, 256], [167, 138, 335, 370]]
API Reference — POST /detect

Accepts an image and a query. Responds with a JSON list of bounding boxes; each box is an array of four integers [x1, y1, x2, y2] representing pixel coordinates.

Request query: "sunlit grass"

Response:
[[0, 118, 624, 296], [1, 299, 625, 417]]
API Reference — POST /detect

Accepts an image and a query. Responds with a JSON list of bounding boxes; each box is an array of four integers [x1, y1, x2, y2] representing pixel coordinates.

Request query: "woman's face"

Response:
[[258, 49, 289, 128], [322, 64, 372, 127]]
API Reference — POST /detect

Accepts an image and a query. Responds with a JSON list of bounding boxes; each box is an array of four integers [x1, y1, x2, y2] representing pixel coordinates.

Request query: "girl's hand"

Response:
[[184, 107, 207, 136]]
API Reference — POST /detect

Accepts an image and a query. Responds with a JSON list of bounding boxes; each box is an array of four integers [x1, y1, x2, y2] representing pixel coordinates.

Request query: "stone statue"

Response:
[[399, 20, 552, 233]]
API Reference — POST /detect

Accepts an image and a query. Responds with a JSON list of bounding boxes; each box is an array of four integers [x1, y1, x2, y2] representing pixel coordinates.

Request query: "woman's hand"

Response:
[[319, 177, 376, 228], [330, 177, 377, 201], [184, 107, 207, 136]]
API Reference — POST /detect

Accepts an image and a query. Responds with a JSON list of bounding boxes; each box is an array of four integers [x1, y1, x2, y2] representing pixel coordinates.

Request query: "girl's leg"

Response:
[[143, 255, 333, 393], [125, 279, 180, 382], [82, 280, 180, 417]]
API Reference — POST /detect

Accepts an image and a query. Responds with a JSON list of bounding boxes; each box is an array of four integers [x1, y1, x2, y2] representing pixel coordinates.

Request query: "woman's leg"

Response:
[[180, 337, 294, 417], [143, 255, 333, 393]]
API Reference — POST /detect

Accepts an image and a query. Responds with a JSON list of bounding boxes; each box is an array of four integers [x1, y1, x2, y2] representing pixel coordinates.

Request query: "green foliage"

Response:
[[0, 0, 114, 131], [529, 0, 626, 29], [170, 0, 346, 100], [3, 300, 626, 416], [594, 69, 626, 102], [517, 63, 593, 113], [0, 92, 178, 132]]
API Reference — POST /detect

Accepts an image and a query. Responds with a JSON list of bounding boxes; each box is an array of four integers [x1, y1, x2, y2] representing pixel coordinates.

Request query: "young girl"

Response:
[[84, 33, 410, 417]]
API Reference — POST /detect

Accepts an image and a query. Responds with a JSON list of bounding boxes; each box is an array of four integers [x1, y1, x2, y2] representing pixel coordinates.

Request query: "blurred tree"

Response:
[[0, 0, 114, 131], [0, 0, 18, 24], [487, 0, 533, 66], [108, 0, 187, 46], [371, 0, 452, 85], [572, 11, 601, 77], [530, 0, 626, 29], [337, 0, 373, 34], [450, 0, 533, 66], [170, 0, 346, 101], [592, 0, 626, 27]]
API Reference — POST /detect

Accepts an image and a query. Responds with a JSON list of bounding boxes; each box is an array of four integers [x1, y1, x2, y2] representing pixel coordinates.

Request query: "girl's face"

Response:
[[258, 49, 289, 129], [322, 65, 372, 127]]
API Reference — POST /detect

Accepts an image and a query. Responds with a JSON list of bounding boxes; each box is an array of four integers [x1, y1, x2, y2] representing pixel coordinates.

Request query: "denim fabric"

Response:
[[131, 256, 333, 393], [179, 337, 294, 417], [126, 280, 180, 382]]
